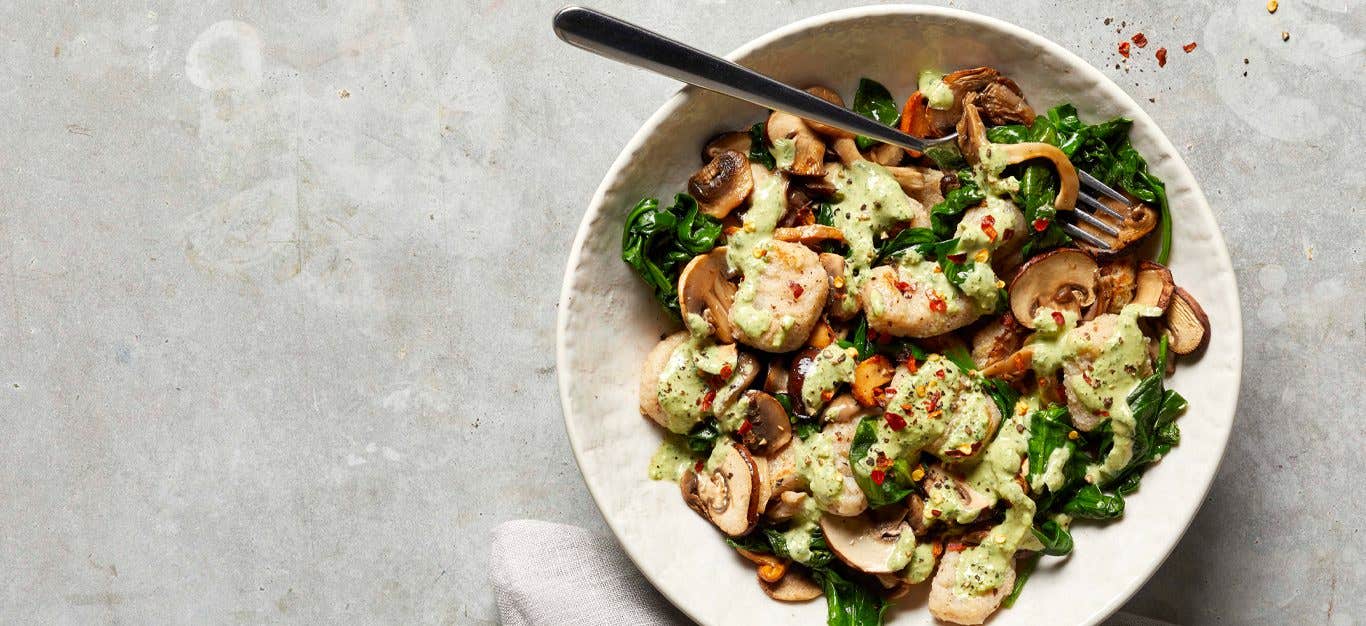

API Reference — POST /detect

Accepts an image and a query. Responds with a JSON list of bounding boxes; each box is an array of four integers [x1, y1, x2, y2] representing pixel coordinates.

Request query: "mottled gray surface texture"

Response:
[[0, 0, 1360, 624]]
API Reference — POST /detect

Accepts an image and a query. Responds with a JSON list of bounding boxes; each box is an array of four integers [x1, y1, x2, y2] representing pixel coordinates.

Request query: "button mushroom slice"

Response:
[[713, 352, 761, 416], [760, 567, 823, 602], [766, 110, 825, 176], [1164, 287, 1210, 355], [689, 149, 755, 219], [763, 440, 805, 497], [763, 359, 789, 395], [957, 94, 1077, 212], [819, 252, 858, 321], [638, 332, 690, 429], [928, 550, 1015, 626], [819, 507, 914, 574], [1008, 248, 1100, 329], [679, 248, 738, 342], [971, 313, 1026, 370], [785, 346, 823, 417], [801, 85, 856, 139], [730, 240, 829, 353], [680, 442, 762, 536], [1132, 260, 1176, 312], [773, 224, 847, 247], [702, 131, 752, 162], [738, 390, 793, 455]]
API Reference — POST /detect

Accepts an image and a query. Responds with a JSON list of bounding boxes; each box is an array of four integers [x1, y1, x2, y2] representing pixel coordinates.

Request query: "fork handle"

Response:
[[551, 6, 934, 153]]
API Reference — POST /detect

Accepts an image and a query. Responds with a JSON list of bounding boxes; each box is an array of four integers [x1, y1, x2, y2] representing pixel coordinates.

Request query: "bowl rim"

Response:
[[555, 5, 1242, 625]]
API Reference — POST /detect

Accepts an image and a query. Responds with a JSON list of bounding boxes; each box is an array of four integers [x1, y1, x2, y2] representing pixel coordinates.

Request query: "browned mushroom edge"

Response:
[[1008, 248, 1100, 329]]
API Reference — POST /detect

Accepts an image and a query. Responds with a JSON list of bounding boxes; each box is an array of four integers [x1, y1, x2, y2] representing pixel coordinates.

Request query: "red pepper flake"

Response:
[[885, 413, 907, 431], [1033, 218, 1049, 232], [932, 509, 943, 518], [1156, 47, 1168, 67], [928, 295, 947, 313], [1183, 42, 1198, 53], [870, 469, 887, 485], [737, 419, 753, 435], [694, 459, 704, 472], [1052, 311, 1065, 327], [934, 369, 946, 379], [718, 364, 733, 379], [947, 252, 967, 264], [1118, 41, 1131, 58], [980, 215, 998, 241], [895, 280, 914, 295], [1131, 33, 1148, 48], [927, 392, 941, 412], [701, 390, 716, 411], [789, 281, 804, 300], [905, 356, 918, 373]]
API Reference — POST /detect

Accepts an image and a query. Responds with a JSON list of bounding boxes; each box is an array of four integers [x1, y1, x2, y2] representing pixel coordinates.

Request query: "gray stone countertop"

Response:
[[0, 0, 1360, 624]]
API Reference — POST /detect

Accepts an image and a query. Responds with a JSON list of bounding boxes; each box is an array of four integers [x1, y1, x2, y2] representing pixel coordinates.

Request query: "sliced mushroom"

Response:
[[831, 136, 864, 165], [958, 95, 1077, 212], [977, 79, 1036, 126], [851, 355, 894, 407], [766, 110, 825, 176], [1009, 248, 1100, 329], [786, 346, 822, 416], [681, 442, 762, 536], [807, 319, 836, 349], [1077, 195, 1158, 255], [819, 252, 857, 321], [801, 85, 855, 139], [702, 131, 752, 162], [689, 149, 754, 219], [821, 393, 877, 423], [1164, 287, 1210, 355], [1132, 260, 1175, 311], [774, 224, 847, 247], [764, 490, 808, 522], [678, 248, 737, 342], [714, 353, 761, 415], [763, 359, 790, 394], [819, 509, 914, 574], [739, 390, 793, 455], [760, 568, 823, 602]]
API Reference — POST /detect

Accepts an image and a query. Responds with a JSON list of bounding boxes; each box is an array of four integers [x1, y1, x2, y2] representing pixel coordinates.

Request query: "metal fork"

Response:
[[552, 6, 1129, 250]]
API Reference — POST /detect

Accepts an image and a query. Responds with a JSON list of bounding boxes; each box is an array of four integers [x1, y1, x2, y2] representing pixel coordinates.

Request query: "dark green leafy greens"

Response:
[[988, 104, 1174, 263], [775, 392, 820, 441], [1002, 552, 1040, 608], [852, 78, 900, 151], [1060, 484, 1126, 519], [728, 529, 883, 626], [849, 416, 917, 508], [685, 419, 721, 455], [748, 122, 776, 169], [1030, 519, 1074, 556], [928, 171, 984, 238], [836, 316, 875, 360], [621, 194, 723, 317]]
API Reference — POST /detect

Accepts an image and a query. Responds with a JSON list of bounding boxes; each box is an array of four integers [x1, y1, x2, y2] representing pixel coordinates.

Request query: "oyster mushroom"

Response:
[[702, 131, 752, 161], [1164, 287, 1210, 355], [819, 508, 914, 574], [886, 164, 947, 208], [1089, 258, 1139, 318], [766, 110, 825, 176], [866, 142, 905, 166], [801, 85, 856, 139], [679, 248, 737, 342], [1132, 260, 1175, 311], [688, 150, 754, 219], [1076, 195, 1158, 255], [737, 390, 793, 455], [680, 442, 762, 536], [1009, 248, 1100, 329], [958, 95, 1077, 212]]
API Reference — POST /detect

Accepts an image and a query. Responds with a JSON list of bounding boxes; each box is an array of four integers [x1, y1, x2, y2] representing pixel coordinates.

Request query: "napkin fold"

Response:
[[490, 519, 1175, 626]]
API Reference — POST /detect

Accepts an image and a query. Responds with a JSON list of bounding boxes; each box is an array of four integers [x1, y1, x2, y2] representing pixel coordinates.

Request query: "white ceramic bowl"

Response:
[[556, 6, 1242, 625]]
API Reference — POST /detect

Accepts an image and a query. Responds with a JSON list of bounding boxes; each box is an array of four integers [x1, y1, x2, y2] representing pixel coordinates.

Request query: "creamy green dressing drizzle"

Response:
[[918, 70, 955, 110], [891, 250, 974, 315], [778, 497, 822, 564], [794, 431, 846, 509], [800, 344, 858, 412], [654, 314, 741, 434], [1027, 304, 1161, 484], [647, 435, 695, 482], [902, 541, 938, 584], [887, 528, 919, 571], [827, 160, 920, 314], [770, 138, 796, 171], [951, 413, 1036, 597], [727, 170, 787, 341]]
